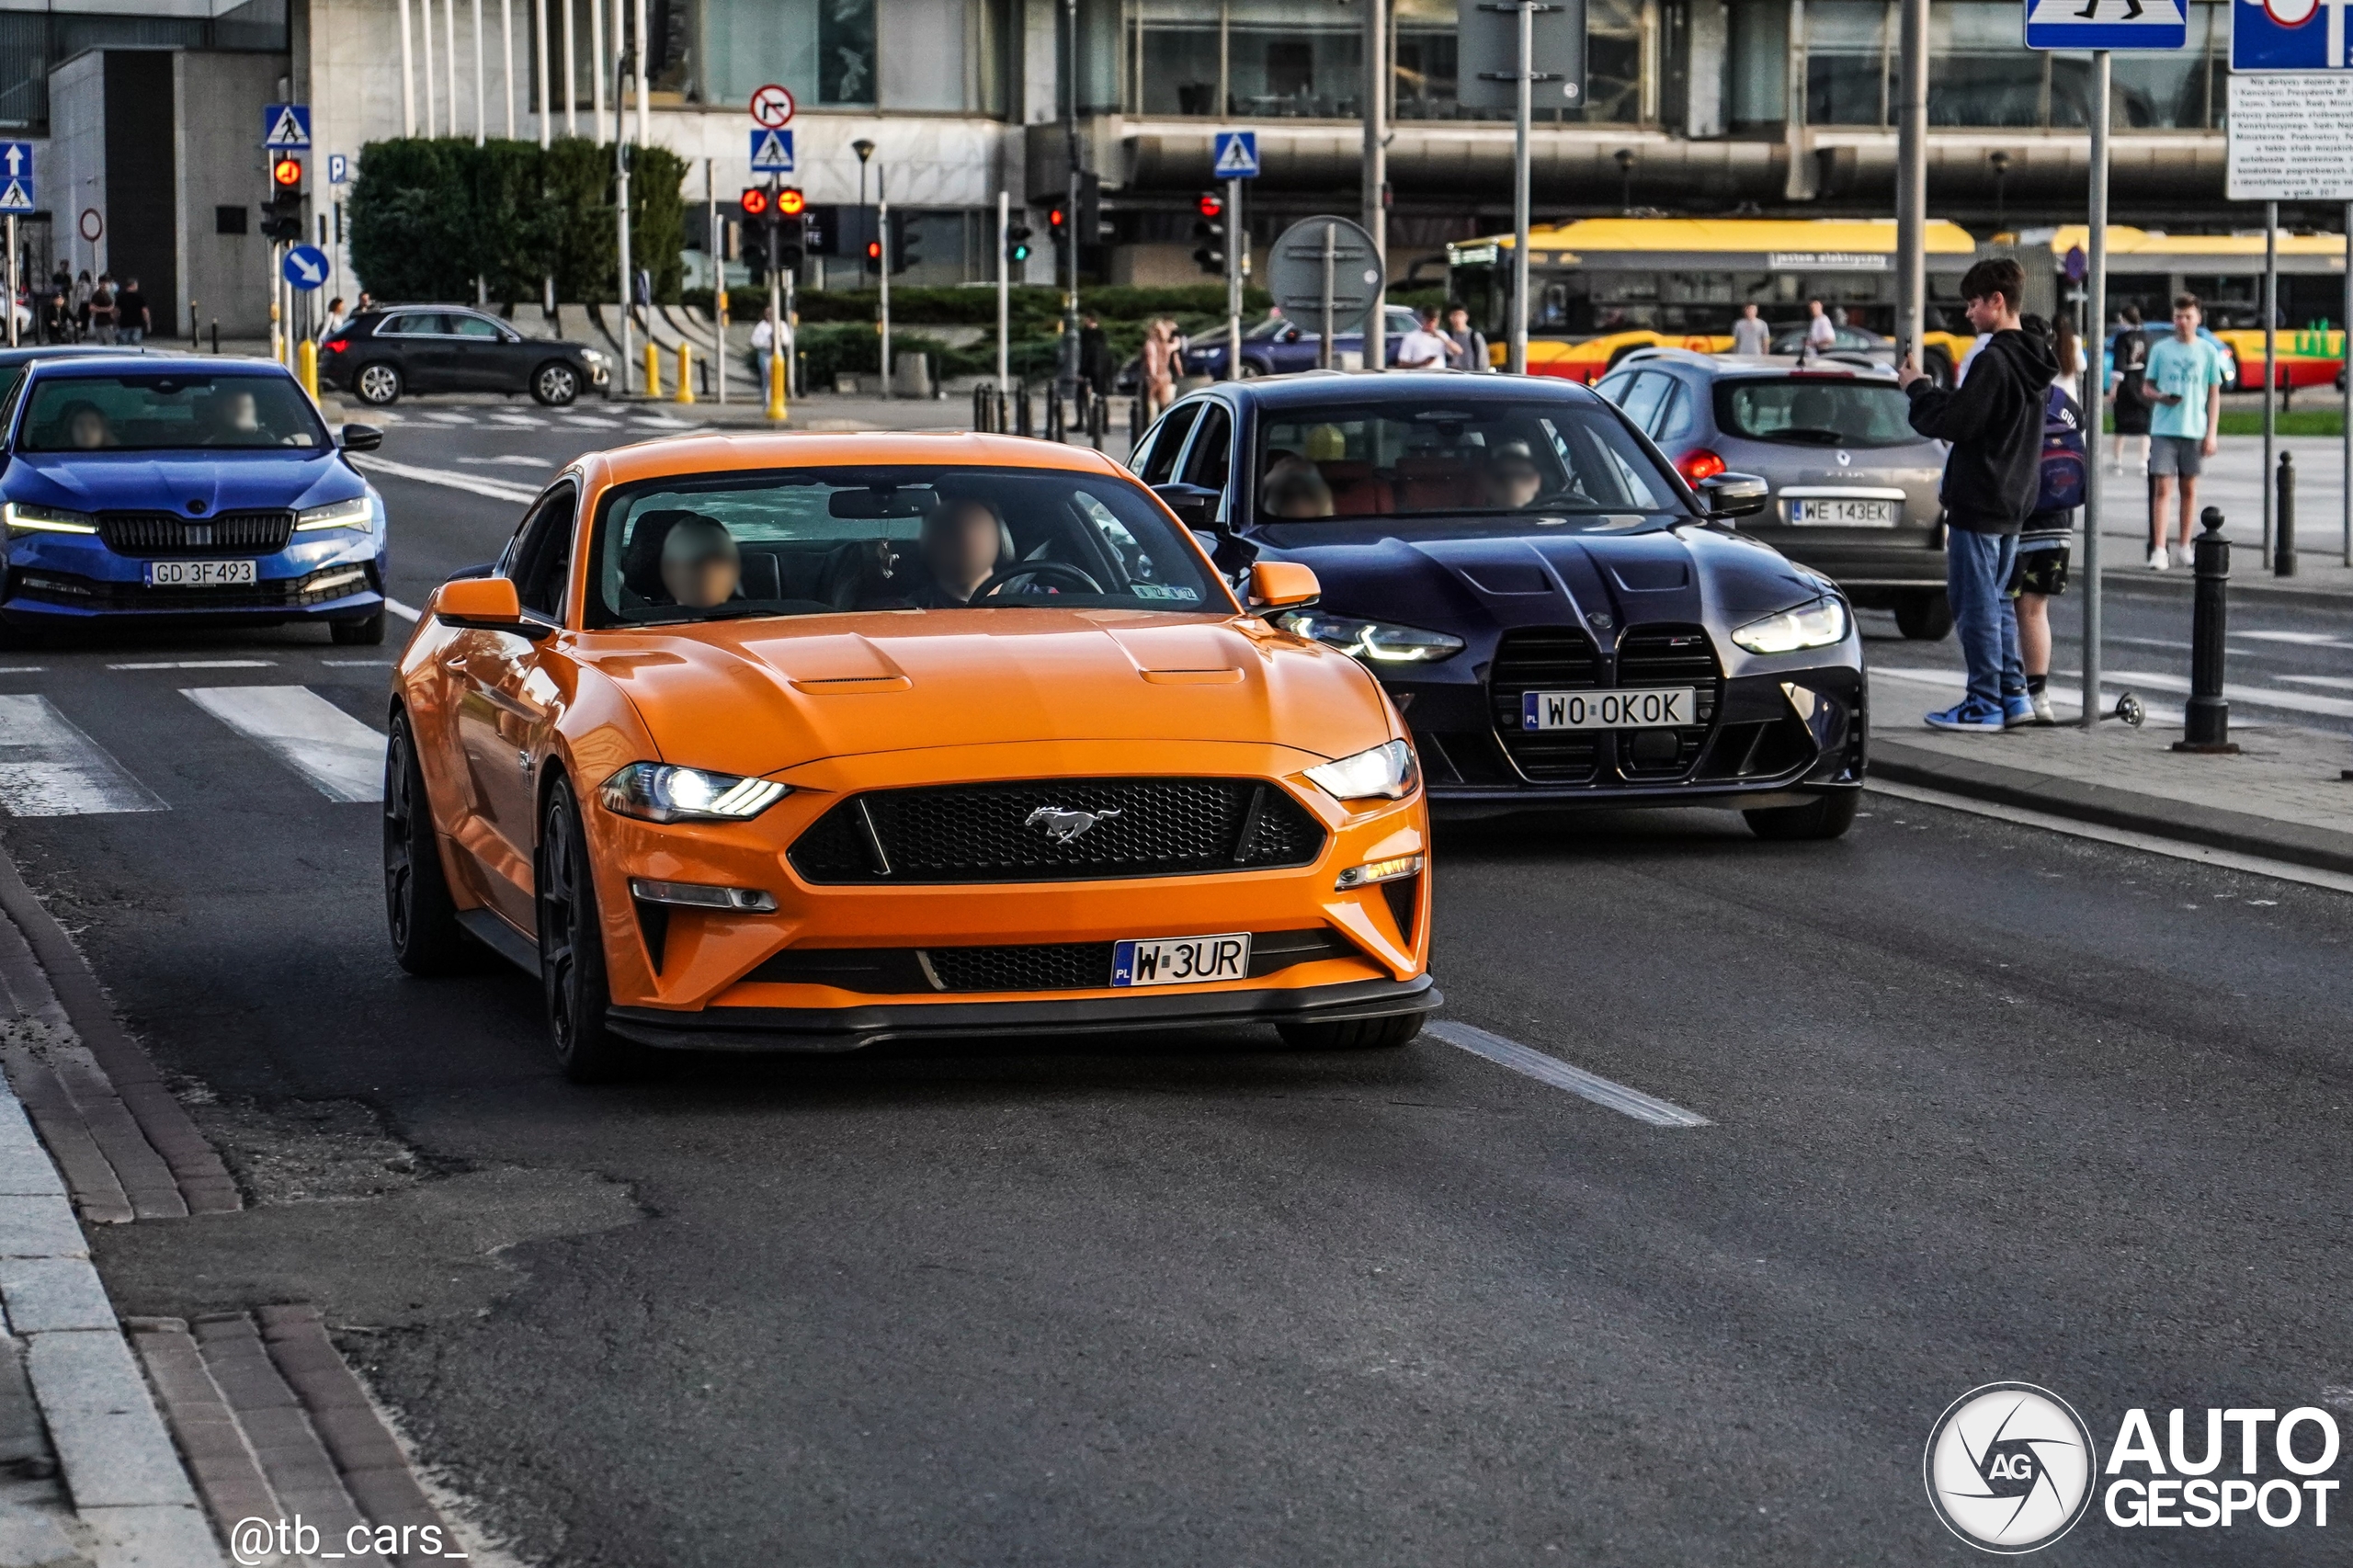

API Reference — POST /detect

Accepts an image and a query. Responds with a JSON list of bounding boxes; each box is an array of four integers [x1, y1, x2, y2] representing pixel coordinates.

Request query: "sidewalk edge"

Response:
[[2097, 566, 2353, 612]]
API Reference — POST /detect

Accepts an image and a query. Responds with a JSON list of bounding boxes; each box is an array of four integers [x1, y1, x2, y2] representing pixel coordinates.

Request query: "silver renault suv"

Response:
[[1597, 348, 1953, 640]]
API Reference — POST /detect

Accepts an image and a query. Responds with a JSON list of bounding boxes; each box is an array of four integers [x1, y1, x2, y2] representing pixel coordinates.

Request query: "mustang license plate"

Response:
[[1522, 688, 1694, 731], [1112, 932, 1250, 987], [1786, 497, 1897, 527], [143, 560, 257, 588]]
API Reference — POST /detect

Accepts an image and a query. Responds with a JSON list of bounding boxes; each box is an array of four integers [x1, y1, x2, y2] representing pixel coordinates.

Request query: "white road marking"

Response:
[[385, 597, 422, 622], [0, 696, 165, 816], [560, 415, 621, 428], [456, 455, 551, 468], [320, 659, 392, 666], [488, 413, 547, 428], [420, 411, 472, 425], [182, 686, 384, 803], [2236, 630, 2353, 648], [2279, 675, 2353, 691], [106, 659, 275, 671], [1870, 666, 2188, 724], [2109, 668, 2353, 721], [1865, 778, 2353, 896], [347, 454, 540, 506], [0, 667, 45, 675], [1423, 1020, 1712, 1127]]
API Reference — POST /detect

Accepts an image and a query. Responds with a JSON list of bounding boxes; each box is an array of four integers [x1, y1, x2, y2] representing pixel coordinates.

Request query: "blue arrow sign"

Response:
[[748, 129, 794, 173], [326, 153, 349, 185], [262, 103, 312, 149], [2024, 0, 2187, 51], [0, 142, 31, 214], [2230, 0, 2350, 68], [281, 244, 329, 291], [1212, 130, 1259, 179]]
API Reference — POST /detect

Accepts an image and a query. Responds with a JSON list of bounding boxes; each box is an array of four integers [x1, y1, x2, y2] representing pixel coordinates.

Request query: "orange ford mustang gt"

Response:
[[382, 433, 1437, 1079]]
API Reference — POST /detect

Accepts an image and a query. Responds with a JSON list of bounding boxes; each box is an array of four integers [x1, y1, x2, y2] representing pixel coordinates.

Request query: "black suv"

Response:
[[319, 307, 609, 407]]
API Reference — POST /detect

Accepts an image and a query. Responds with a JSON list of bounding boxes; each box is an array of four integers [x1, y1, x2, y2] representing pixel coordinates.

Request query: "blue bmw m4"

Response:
[[0, 356, 389, 645]]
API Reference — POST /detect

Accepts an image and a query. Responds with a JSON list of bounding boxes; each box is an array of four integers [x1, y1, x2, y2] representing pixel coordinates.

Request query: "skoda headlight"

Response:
[[295, 496, 374, 532], [1304, 739, 1421, 802], [579, 347, 608, 365], [598, 762, 789, 823], [1279, 610, 1463, 664], [2, 502, 97, 535], [1731, 595, 1850, 655]]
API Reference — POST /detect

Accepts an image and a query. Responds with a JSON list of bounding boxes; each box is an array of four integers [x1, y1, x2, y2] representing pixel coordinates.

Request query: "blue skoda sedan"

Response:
[[0, 357, 389, 644]]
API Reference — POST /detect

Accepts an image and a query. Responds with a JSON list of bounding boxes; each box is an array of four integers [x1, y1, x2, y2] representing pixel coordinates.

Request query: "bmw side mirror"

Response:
[[339, 423, 383, 453], [1153, 483, 1215, 531], [1699, 472, 1769, 519]]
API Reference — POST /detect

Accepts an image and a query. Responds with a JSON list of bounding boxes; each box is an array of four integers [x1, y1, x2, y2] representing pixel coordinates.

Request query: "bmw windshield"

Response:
[[17, 372, 328, 452]]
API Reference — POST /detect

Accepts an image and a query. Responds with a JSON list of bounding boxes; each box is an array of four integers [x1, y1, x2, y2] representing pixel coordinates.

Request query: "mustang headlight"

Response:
[[1731, 595, 1850, 655], [1279, 610, 1463, 664], [598, 762, 789, 823], [295, 496, 374, 532], [1304, 739, 1420, 802], [3, 502, 97, 535]]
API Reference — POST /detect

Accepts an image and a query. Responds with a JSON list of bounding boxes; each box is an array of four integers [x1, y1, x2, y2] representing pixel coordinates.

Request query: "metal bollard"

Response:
[[2173, 506, 2239, 755], [1016, 383, 1033, 438], [1047, 389, 1064, 443], [2275, 449, 2297, 576], [1128, 395, 1143, 456]]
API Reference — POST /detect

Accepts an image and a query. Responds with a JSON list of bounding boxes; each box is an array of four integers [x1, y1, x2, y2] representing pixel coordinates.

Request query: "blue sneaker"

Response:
[[1925, 700, 2006, 733], [2002, 695, 2036, 728]]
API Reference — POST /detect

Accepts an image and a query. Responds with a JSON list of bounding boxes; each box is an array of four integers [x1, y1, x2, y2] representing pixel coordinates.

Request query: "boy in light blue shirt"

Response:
[[2143, 293, 2224, 570]]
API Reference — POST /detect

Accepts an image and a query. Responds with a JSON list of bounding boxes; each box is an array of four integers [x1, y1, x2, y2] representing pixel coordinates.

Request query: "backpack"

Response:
[[2037, 383, 2086, 514]]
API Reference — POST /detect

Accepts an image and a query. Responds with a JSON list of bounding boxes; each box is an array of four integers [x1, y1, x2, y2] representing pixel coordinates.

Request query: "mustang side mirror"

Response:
[[1698, 472, 1769, 520], [429, 576, 550, 639], [1249, 561, 1320, 611], [339, 423, 383, 452]]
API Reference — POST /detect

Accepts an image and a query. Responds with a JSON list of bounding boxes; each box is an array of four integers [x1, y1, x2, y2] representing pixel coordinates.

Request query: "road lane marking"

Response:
[[488, 413, 547, 427], [456, 455, 551, 468], [2279, 675, 2353, 691], [2109, 668, 2353, 720], [0, 667, 45, 675], [319, 659, 392, 666], [559, 415, 620, 428], [2236, 631, 2353, 648], [385, 598, 421, 622], [1424, 1020, 1712, 1127], [347, 454, 540, 505], [420, 411, 472, 425], [0, 696, 165, 816], [182, 686, 384, 803], [106, 659, 275, 671]]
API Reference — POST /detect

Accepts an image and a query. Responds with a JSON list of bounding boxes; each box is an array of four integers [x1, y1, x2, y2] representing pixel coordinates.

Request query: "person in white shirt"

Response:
[[1804, 299, 1836, 351], [1731, 302, 1771, 356], [1393, 305, 1454, 370]]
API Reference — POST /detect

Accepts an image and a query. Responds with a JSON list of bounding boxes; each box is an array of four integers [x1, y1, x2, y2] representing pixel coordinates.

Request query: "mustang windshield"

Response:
[[589, 465, 1228, 627], [1256, 400, 1680, 520], [18, 373, 327, 451]]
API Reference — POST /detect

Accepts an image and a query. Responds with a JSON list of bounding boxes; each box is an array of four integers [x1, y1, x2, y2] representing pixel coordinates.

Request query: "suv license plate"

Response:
[[144, 560, 258, 587], [1522, 688, 1694, 731], [1112, 933, 1250, 987], [1788, 498, 1896, 527]]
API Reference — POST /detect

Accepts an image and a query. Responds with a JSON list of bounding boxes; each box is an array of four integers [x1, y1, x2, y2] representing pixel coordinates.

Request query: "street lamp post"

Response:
[[853, 139, 877, 398]]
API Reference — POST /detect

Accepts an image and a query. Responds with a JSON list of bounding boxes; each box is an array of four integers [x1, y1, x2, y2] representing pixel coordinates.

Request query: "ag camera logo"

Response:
[[1925, 1383, 2097, 1553]]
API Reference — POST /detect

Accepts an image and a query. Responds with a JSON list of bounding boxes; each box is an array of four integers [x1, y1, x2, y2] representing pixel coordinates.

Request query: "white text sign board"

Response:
[[2227, 73, 2353, 199]]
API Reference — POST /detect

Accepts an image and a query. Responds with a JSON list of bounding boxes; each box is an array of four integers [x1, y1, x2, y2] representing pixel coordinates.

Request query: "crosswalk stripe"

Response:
[[181, 687, 384, 803], [0, 695, 165, 816], [347, 454, 540, 506], [1424, 1020, 1712, 1127]]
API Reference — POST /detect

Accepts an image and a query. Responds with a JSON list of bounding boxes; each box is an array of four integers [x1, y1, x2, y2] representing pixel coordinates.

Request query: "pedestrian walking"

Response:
[[1896, 256, 2058, 733], [1445, 305, 1492, 372], [1077, 312, 1115, 399], [2109, 303, 2151, 474], [2144, 292, 2223, 570], [70, 270, 91, 337], [40, 286, 69, 345], [1140, 318, 1182, 416], [750, 313, 776, 387], [2009, 313, 2086, 727], [114, 276, 147, 344], [316, 296, 347, 340], [86, 274, 116, 344], [1804, 298, 1836, 353], [1731, 301, 1771, 356], [1394, 305, 1452, 370]]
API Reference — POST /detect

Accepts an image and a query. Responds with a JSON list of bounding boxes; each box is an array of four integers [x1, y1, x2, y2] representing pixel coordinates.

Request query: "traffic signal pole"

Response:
[[614, 54, 633, 396], [1226, 176, 1242, 381], [1361, 0, 1385, 372], [6, 216, 17, 348], [996, 189, 1010, 396], [879, 171, 892, 398]]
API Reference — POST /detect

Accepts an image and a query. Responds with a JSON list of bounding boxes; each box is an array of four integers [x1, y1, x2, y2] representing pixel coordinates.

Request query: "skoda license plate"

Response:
[[1788, 498, 1896, 527], [144, 560, 257, 588], [1112, 932, 1250, 987], [1522, 688, 1694, 731]]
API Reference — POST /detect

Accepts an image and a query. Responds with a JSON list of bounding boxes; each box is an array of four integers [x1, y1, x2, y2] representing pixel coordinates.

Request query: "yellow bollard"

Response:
[[642, 340, 662, 400], [766, 340, 787, 422], [674, 341, 695, 404], [297, 337, 319, 399]]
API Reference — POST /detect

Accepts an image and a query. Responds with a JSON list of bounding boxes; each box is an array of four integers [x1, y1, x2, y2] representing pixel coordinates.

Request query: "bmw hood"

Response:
[[6, 450, 366, 515]]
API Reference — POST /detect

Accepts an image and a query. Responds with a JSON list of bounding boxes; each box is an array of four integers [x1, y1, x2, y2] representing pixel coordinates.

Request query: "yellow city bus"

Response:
[[1445, 217, 1984, 384], [2040, 225, 2347, 391]]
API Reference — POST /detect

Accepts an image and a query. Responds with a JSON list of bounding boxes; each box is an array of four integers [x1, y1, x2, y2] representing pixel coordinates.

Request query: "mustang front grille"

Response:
[[788, 778, 1327, 884], [97, 510, 295, 555], [745, 928, 1359, 994]]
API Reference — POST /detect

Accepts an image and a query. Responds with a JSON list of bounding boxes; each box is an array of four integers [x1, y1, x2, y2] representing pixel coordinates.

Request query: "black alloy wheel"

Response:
[[532, 361, 581, 406], [383, 711, 471, 974], [537, 778, 639, 1082]]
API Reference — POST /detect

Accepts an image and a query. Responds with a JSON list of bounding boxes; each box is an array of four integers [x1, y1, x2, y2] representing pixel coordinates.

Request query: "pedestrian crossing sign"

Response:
[[749, 129, 794, 173], [1212, 131, 1259, 180], [0, 179, 30, 215], [2023, 0, 2188, 50], [261, 103, 312, 149]]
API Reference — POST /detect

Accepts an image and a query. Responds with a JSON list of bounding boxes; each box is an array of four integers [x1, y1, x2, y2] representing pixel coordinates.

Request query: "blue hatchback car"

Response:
[[0, 356, 388, 644]]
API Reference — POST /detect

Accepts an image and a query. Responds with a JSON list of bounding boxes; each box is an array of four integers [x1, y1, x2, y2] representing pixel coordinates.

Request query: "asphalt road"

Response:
[[9, 400, 2350, 1563]]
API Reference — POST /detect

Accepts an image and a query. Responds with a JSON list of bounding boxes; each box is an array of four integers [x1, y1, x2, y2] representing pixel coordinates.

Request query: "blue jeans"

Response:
[[1947, 528, 2022, 710]]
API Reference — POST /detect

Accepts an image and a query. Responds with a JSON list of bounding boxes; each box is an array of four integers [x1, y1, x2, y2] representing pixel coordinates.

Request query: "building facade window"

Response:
[[0, 0, 287, 138]]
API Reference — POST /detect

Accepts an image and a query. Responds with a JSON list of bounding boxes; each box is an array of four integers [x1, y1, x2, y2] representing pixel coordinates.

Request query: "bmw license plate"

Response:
[[143, 560, 257, 588], [1787, 498, 1896, 527], [1522, 688, 1694, 731], [1112, 932, 1250, 987]]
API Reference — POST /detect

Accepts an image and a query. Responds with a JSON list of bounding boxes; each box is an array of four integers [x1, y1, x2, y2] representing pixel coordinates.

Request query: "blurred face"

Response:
[[1483, 457, 1542, 508], [924, 500, 1002, 598], [66, 408, 107, 449], [2173, 303, 2200, 338], [1447, 310, 1468, 331], [215, 391, 259, 433], [660, 529, 741, 608]]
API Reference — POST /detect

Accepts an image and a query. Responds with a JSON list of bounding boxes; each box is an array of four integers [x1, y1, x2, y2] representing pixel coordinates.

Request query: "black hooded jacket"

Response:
[[1904, 327, 2063, 535]]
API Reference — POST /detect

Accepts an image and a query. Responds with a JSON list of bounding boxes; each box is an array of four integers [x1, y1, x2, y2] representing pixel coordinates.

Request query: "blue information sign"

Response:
[[262, 104, 312, 149], [1212, 131, 1259, 179], [0, 142, 31, 214], [281, 244, 330, 291], [749, 129, 794, 173]]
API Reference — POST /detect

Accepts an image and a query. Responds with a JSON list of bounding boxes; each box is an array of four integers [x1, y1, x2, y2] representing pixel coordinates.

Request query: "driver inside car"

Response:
[[910, 494, 1010, 605], [1479, 440, 1546, 509], [658, 515, 743, 609]]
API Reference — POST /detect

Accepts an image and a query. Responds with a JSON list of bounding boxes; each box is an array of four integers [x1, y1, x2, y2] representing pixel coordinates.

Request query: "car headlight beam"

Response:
[[598, 762, 790, 824], [1731, 595, 1850, 655], [2, 502, 97, 535], [1278, 610, 1463, 664], [1304, 738, 1421, 802], [295, 496, 374, 532]]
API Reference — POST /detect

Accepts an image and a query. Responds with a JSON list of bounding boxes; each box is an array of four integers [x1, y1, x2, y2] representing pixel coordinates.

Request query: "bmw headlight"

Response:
[[1278, 611, 1464, 664], [598, 762, 789, 823], [2, 502, 97, 535], [1304, 739, 1421, 802], [1731, 595, 1850, 655], [294, 496, 374, 532]]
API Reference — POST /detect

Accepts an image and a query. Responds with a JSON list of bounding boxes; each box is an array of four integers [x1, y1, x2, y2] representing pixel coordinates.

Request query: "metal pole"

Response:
[[473, 0, 487, 145], [589, 0, 605, 134], [1508, 0, 1531, 375], [1063, 0, 1081, 402], [533, 0, 549, 145], [880, 171, 892, 398], [420, 0, 437, 135], [2264, 200, 2278, 568], [444, 0, 460, 140], [7, 215, 17, 349], [632, 0, 648, 146], [996, 188, 1010, 395], [708, 159, 724, 403], [1226, 175, 1242, 380], [1362, 0, 1386, 371], [1319, 220, 1335, 370], [502, 0, 516, 139], [399, 0, 416, 136], [2344, 202, 2350, 566], [2081, 51, 2108, 731], [614, 61, 631, 394], [1895, 0, 1927, 358], [563, 0, 576, 137]]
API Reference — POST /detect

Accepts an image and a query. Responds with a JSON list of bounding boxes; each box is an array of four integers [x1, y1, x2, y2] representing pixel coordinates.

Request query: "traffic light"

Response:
[[888, 210, 920, 275], [1078, 171, 1112, 244], [775, 187, 806, 270], [262, 154, 304, 242], [1047, 203, 1067, 255], [864, 236, 882, 275], [1192, 192, 1225, 275], [1006, 217, 1033, 266], [738, 186, 769, 219]]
